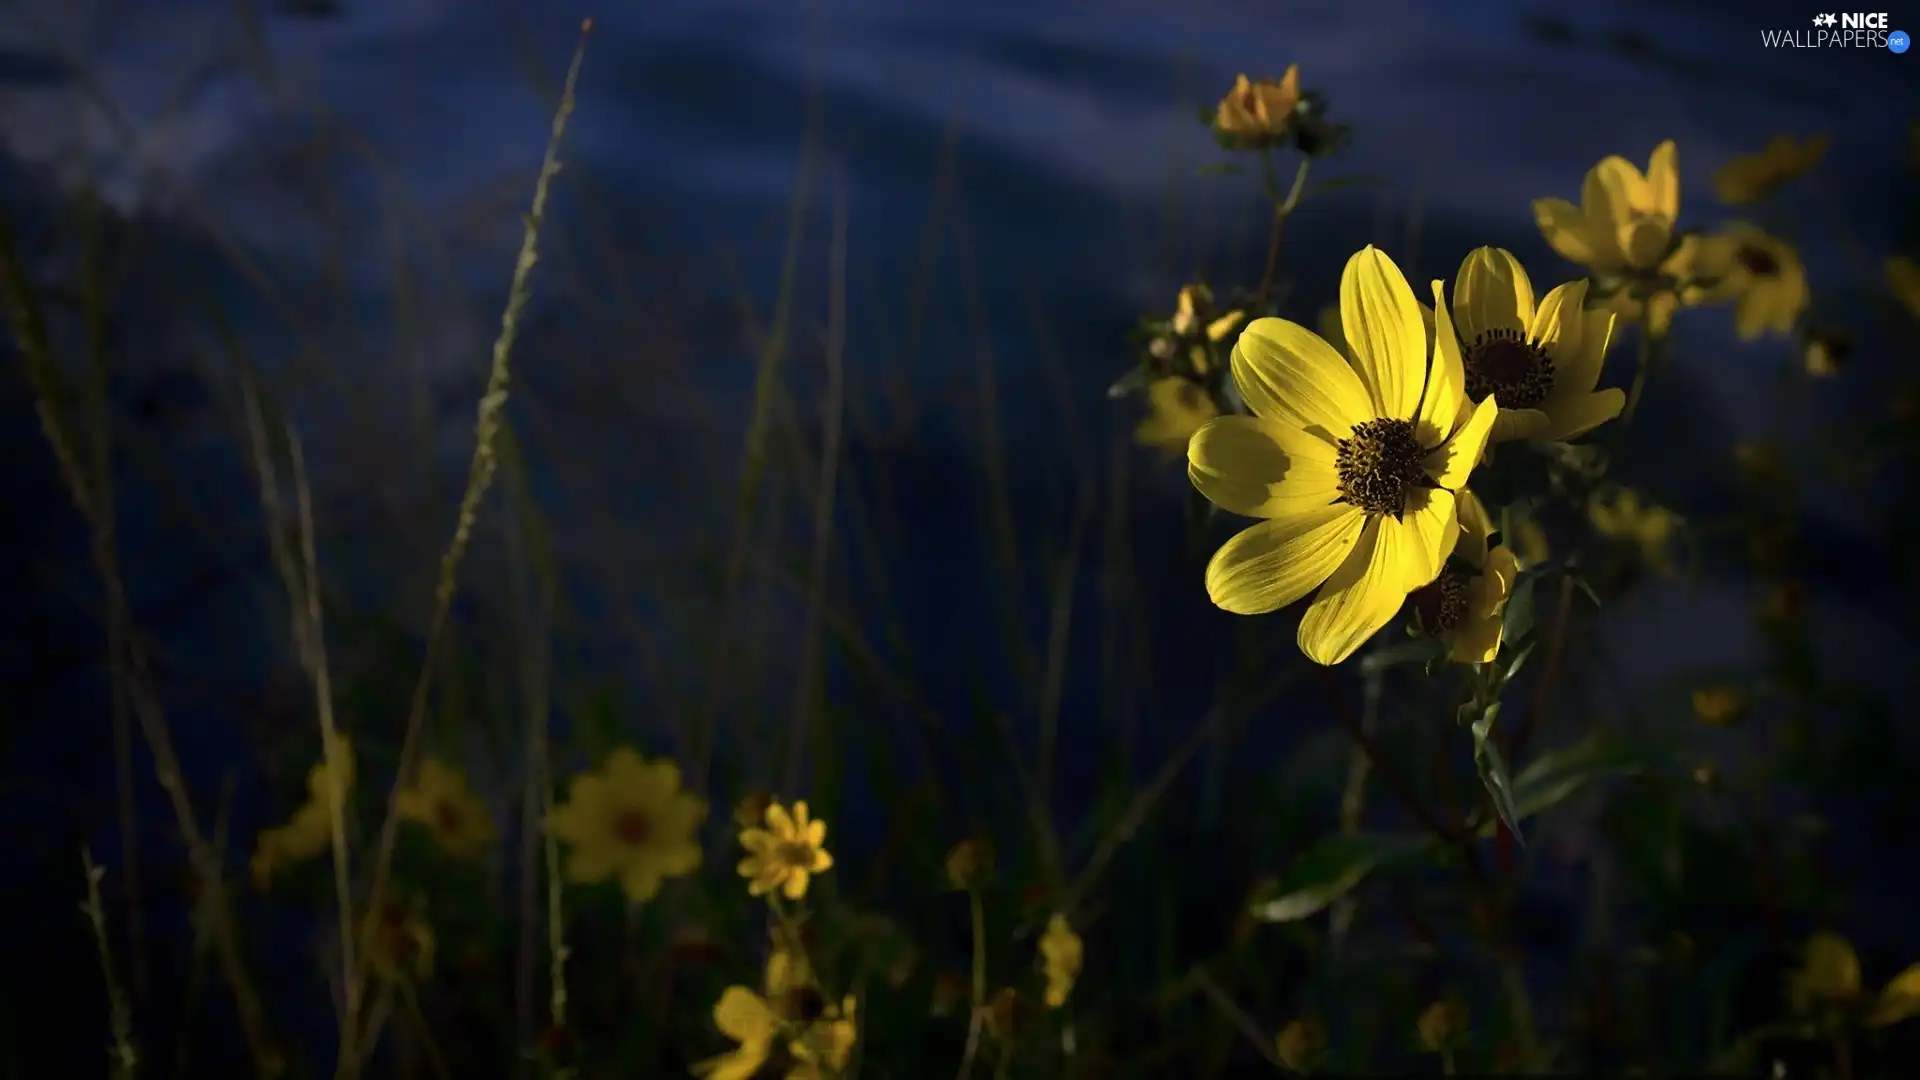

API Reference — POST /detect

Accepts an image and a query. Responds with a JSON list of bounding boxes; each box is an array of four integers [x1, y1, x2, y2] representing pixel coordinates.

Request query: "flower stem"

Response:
[[1620, 317, 1665, 426], [1255, 156, 1313, 303]]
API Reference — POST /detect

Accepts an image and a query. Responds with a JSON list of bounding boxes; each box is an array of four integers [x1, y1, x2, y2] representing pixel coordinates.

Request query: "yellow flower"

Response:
[[1416, 997, 1469, 1053], [1275, 1016, 1328, 1072], [1187, 246, 1499, 665], [1408, 490, 1520, 663], [1038, 914, 1083, 1009], [1802, 333, 1850, 377], [1213, 67, 1301, 144], [692, 985, 780, 1080], [250, 735, 357, 888], [1134, 377, 1219, 453], [1588, 488, 1680, 576], [362, 899, 435, 982], [1887, 255, 1920, 320], [693, 950, 855, 1080], [788, 997, 858, 1079], [1535, 141, 1681, 276], [1512, 515, 1550, 570], [1169, 283, 1246, 346], [395, 759, 495, 859], [1712, 134, 1829, 205], [1695, 224, 1808, 341], [738, 800, 834, 901], [1449, 247, 1623, 442], [547, 748, 706, 905], [1690, 685, 1749, 726]]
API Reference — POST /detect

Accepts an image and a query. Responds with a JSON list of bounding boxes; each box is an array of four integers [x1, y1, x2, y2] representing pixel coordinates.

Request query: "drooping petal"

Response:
[[1297, 515, 1423, 666], [1533, 198, 1606, 266], [1541, 389, 1625, 442], [1453, 247, 1535, 344], [1187, 416, 1341, 519], [1230, 318, 1370, 439], [1424, 395, 1499, 490], [1417, 280, 1468, 447], [1339, 246, 1427, 421], [1203, 502, 1368, 615]]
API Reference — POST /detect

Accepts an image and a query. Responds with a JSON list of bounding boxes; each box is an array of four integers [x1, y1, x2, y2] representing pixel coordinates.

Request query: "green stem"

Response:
[[1255, 156, 1313, 303], [1620, 317, 1665, 427]]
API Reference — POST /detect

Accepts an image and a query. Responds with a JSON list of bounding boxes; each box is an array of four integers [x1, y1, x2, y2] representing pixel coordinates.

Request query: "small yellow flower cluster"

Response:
[[1038, 914, 1083, 1009], [395, 758, 496, 860], [1134, 284, 1247, 454], [251, 733, 355, 888]]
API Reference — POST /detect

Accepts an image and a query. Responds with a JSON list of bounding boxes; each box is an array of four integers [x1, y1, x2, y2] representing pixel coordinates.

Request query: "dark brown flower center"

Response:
[[1409, 569, 1470, 634], [434, 801, 464, 834], [775, 841, 816, 869], [1176, 381, 1206, 412], [1335, 417, 1429, 518], [1463, 328, 1554, 410], [612, 810, 651, 846], [1737, 244, 1779, 277]]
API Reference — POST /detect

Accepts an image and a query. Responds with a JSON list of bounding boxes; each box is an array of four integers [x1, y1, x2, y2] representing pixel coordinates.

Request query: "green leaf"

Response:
[[1502, 569, 1541, 644], [1106, 364, 1153, 399], [1249, 832, 1432, 922], [1482, 735, 1682, 834], [1500, 640, 1538, 686], [1469, 703, 1524, 845], [1359, 636, 1448, 677], [1196, 161, 1246, 177], [1571, 573, 1602, 608]]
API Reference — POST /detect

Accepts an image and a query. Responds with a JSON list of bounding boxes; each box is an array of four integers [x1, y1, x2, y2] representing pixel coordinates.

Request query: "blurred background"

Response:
[[1, 0, 1916, 1076]]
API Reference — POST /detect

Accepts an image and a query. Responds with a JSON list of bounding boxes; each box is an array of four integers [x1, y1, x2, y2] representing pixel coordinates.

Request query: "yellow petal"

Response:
[[1231, 318, 1370, 438], [1416, 280, 1467, 446], [1542, 389, 1626, 442], [1489, 408, 1551, 443], [1339, 246, 1427, 421], [766, 803, 796, 838], [782, 869, 811, 900], [1205, 309, 1247, 342], [620, 863, 664, 904], [1297, 515, 1423, 666], [1453, 247, 1535, 345], [1868, 964, 1920, 1027], [1533, 198, 1605, 266], [1404, 487, 1458, 589], [805, 818, 827, 847], [714, 987, 779, 1043], [1450, 609, 1503, 664], [1646, 140, 1680, 222], [1529, 278, 1586, 364], [1187, 416, 1341, 519], [1584, 156, 1644, 235], [1424, 395, 1498, 490], [1455, 489, 1493, 568], [1549, 306, 1614, 400], [1204, 502, 1368, 615]]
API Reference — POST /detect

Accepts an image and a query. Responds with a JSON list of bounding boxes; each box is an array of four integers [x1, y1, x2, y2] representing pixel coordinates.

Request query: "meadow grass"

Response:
[[4, 15, 1920, 1080]]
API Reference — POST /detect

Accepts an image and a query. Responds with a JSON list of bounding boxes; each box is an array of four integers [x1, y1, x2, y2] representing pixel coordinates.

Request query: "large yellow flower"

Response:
[[1887, 255, 1920, 320], [1187, 246, 1499, 665], [547, 748, 706, 904], [1712, 134, 1829, 205], [1534, 141, 1709, 335], [1407, 490, 1519, 664], [1213, 67, 1300, 144], [1695, 224, 1808, 341], [1449, 247, 1622, 442], [395, 758, 495, 859], [1038, 914, 1083, 1009], [738, 800, 834, 901]]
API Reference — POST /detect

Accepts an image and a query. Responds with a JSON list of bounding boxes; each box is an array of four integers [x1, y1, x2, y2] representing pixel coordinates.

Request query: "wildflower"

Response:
[[547, 748, 706, 905], [1213, 68, 1301, 146], [250, 735, 356, 887], [692, 947, 846, 1080], [1802, 332, 1850, 377], [395, 759, 495, 859], [1275, 1015, 1328, 1073], [1449, 247, 1623, 442], [1134, 376, 1219, 453], [738, 800, 834, 901], [1887, 255, 1920, 321], [944, 837, 996, 890], [1690, 685, 1749, 726], [1038, 914, 1083, 1009], [1408, 490, 1520, 663], [1157, 283, 1246, 370], [788, 997, 858, 1079], [362, 899, 435, 982], [1786, 931, 1920, 1030], [1512, 516, 1550, 569], [1416, 996, 1469, 1053], [1588, 488, 1680, 576], [1693, 224, 1807, 341], [1188, 248, 1497, 663], [1712, 134, 1829, 205]]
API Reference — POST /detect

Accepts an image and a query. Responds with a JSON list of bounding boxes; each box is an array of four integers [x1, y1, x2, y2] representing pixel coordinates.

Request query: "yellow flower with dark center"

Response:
[[692, 949, 855, 1080], [1213, 67, 1301, 145], [1690, 685, 1749, 726], [1888, 255, 1920, 321], [788, 997, 858, 1079], [1135, 377, 1219, 453], [1588, 488, 1680, 576], [250, 735, 356, 888], [1187, 246, 1499, 665], [1449, 247, 1623, 442], [1802, 332, 1850, 377], [1408, 490, 1520, 663], [395, 758, 495, 859], [362, 899, 435, 983], [1695, 224, 1808, 341], [1713, 134, 1829, 205], [1788, 932, 1920, 1030], [547, 748, 706, 905], [738, 800, 834, 901], [1038, 914, 1083, 1009]]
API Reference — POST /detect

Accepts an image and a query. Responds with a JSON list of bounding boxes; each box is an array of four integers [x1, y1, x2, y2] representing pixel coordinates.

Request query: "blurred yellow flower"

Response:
[[1187, 247, 1498, 665], [1712, 134, 1829, 205], [396, 758, 495, 859], [1695, 224, 1807, 341], [692, 985, 780, 1080], [1870, 964, 1920, 1028], [1449, 247, 1623, 443], [1535, 141, 1680, 275], [692, 948, 842, 1080], [1409, 489, 1520, 663], [1512, 516, 1550, 569], [548, 748, 706, 905], [738, 800, 834, 901], [944, 837, 995, 890], [250, 735, 356, 888], [1213, 67, 1301, 144], [1785, 931, 1920, 1029], [1416, 996, 1469, 1052], [1690, 685, 1749, 726], [1887, 255, 1920, 320], [1802, 332, 1850, 377], [1275, 1015, 1328, 1073], [362, 899, 435, 983], [788, 997, 858, 1080], [1038, 914, 1083, 1009], [1168, 283, 1246, 348], [1588, 488, 1680, 576], [1134, 377, 1219, 454]]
